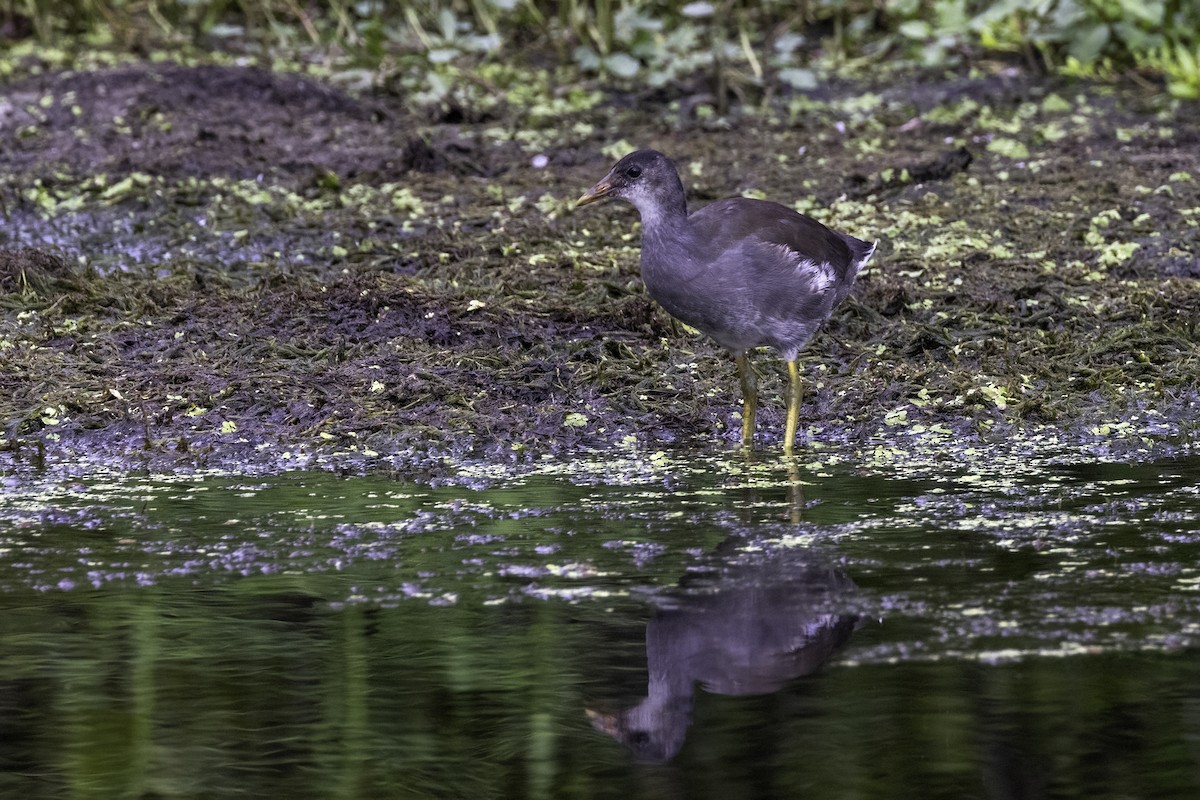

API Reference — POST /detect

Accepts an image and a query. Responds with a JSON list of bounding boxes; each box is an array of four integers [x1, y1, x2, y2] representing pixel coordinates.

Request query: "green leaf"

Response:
[[778, 67, 817, 90], [1116, 0, 1163, 26], [1040, 93, 1072, 113], [1067, 23, 1110, 64], [604, 53, 640, 79], [899, 20, 932, 40], [573, 45, 601, 71], [428, 48, 459, 64], [987, 138, 1030, 159]]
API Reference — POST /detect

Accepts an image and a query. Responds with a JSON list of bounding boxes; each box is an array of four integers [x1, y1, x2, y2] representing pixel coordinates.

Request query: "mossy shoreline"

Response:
[[1, 58, 1199, 475]]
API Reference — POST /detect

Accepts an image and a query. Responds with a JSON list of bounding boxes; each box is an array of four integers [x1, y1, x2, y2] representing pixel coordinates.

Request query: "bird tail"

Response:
[[846, 236, 877, 275]]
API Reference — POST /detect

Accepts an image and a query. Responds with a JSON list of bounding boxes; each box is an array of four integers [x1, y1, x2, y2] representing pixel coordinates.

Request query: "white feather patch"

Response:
[[854, 240, 878, 272], [770, 243, 835, 294]]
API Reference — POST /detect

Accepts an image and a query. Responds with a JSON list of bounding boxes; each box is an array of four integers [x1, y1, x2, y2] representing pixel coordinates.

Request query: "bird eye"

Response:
[[624, 166, 642, 178]]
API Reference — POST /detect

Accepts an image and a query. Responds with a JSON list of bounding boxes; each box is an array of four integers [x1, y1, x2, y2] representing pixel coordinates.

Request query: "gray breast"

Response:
[[640, 237, 838, 356]]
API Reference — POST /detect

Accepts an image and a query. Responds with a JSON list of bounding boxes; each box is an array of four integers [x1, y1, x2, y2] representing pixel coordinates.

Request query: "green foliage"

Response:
[[1145, 38, 1200, 99], [2, 1, 1198, 97], [887, 1, 1200, 95], [967, 0, 1198, 65]]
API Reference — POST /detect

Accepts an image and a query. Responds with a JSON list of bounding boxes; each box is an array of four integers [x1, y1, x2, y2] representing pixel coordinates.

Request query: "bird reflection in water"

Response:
[[587, 544, 859, 763]]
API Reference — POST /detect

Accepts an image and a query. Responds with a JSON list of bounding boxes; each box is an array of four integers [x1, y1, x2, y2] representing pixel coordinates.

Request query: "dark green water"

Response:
[[2, 451, 1200, 798]]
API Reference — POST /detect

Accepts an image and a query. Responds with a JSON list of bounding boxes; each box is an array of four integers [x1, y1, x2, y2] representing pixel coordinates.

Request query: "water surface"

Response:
[[2, 450, 1199, 798]]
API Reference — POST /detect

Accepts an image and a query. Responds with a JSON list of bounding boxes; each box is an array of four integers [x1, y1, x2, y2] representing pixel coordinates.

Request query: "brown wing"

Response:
[[690, 197, 860, 280]]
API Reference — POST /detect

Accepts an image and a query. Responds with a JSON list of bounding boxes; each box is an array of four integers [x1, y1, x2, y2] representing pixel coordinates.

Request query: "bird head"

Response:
[[576, 149, 686, 218]]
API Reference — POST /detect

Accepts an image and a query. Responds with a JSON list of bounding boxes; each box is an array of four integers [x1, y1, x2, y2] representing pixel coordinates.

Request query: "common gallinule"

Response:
[[576, 149, 876, 452]]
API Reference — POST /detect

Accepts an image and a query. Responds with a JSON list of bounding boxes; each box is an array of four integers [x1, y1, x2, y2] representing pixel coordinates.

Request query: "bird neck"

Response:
[[635, 193, 687, 234]]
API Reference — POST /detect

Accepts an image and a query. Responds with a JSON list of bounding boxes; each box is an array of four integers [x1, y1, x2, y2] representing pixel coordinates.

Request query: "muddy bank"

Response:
[[1, 60, 1199, 473]]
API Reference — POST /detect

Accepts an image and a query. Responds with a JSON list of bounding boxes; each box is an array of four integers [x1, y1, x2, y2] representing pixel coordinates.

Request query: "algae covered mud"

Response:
[[1, 59, 1199, 468]]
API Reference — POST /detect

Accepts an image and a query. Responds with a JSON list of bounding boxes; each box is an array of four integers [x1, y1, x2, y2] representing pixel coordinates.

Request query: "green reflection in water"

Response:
[[1, 453, 1199, 798]]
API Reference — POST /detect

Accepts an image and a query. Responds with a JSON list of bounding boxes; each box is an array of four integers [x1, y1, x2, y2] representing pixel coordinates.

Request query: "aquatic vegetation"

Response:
[[5, 2, 1200, 100]]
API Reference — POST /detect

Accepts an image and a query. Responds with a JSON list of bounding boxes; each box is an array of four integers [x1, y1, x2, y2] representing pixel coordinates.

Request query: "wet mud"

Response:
[[1, 60, 1199, 472]]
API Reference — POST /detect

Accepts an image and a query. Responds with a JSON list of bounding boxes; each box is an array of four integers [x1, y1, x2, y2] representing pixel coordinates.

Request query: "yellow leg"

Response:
[[784, 360, 803, 454], [736, 353, 757, 449], [786, 459, 803, 524]]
